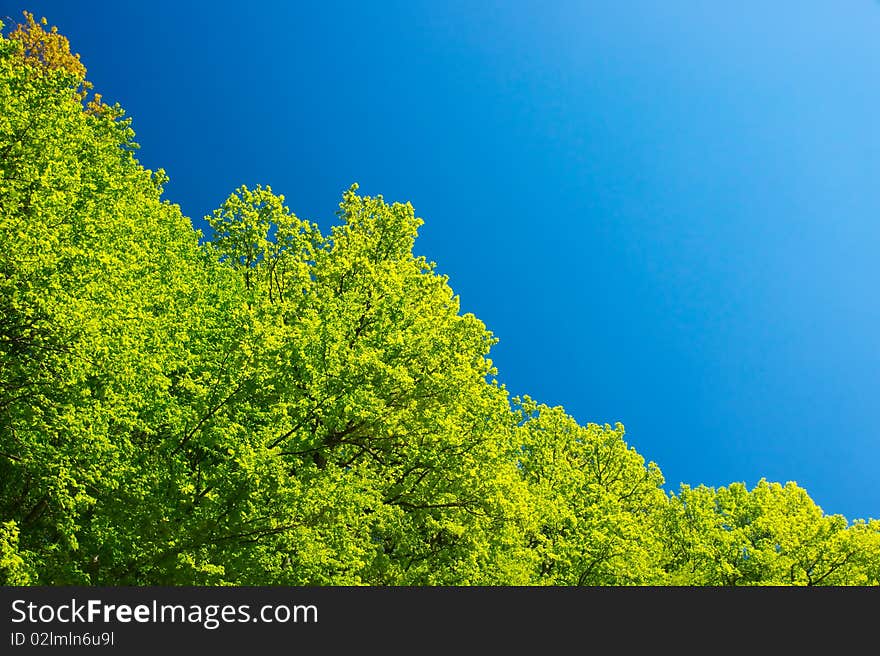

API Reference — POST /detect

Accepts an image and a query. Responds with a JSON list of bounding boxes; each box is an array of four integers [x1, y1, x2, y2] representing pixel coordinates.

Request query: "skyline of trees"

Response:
[[1, 13, 878, 586]]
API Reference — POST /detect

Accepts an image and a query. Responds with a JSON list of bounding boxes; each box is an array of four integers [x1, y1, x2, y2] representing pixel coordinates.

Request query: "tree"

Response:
[[2, 14, 875, 586], [660, 480, 880, 585], [201, 184, 534, 584], [0, 12, 244, 583], [515, 400, 668, 585]]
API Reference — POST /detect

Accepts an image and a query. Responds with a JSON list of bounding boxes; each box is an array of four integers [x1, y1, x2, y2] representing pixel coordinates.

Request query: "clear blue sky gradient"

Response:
[[7, 1, 880, 521]]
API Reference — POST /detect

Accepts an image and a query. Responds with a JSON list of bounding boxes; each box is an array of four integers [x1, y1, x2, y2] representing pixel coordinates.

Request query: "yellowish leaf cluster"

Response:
[[10, 12, 87, 80]]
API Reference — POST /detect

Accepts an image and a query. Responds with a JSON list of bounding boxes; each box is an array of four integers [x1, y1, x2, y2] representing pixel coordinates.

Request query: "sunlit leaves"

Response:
[[660, 480, 880, 585], [515, 401, 667, 584], [1, 15, 876, 586], [9, 12, 86, 81]]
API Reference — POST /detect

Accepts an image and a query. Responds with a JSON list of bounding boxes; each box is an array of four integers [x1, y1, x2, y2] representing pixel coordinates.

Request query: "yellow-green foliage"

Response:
[[1, 14, 877, 585]]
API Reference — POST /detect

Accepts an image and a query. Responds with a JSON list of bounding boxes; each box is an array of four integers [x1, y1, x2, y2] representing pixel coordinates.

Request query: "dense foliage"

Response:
[[1, 14, 878, 585]]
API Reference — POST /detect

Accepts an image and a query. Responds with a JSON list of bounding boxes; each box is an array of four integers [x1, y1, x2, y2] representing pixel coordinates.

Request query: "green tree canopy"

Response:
[[1, 13, 876, 586]]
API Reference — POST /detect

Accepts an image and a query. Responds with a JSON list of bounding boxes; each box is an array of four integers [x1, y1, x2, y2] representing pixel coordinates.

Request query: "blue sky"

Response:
[[7, 1, 880, 521]]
